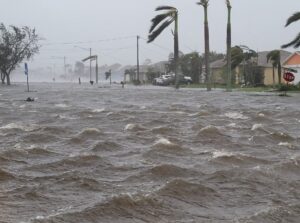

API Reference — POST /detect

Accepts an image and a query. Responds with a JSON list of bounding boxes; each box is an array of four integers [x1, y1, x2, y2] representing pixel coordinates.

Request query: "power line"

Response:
[[41, 35, 136, 46], [139, 36, 172, 52]]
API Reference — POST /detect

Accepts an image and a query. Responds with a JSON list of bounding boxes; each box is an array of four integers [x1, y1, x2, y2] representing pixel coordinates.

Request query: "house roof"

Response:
[[257, 50, 291, 67], [210, 58, 226, 68], [283, 51, 300, 65]]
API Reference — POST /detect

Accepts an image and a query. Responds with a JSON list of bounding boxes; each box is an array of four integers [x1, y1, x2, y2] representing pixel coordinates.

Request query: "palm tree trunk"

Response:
[[174, 14, 179, 89], [204, 6, 211, 91], [278, 63, 282, 85], [226, 6, 232, 91]]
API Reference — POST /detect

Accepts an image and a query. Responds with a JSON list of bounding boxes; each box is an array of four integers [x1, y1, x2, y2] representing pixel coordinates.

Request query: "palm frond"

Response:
[[149, 12, 173, 33], [226, 0, 231, 8], [266, 50, 280, 63], [197, 0, 209, 7], [148, 18, 174, 43], [282, 32, 300, 48], [285, 12, 300, 27], [156, 6, 176, 11]]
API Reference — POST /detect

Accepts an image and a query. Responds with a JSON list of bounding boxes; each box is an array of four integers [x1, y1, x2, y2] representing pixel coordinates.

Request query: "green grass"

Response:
[[180, 83, 300, 93]]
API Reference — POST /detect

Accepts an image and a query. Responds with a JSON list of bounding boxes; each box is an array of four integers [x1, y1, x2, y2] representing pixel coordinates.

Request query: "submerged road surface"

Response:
[[0, 83, 299, 223]]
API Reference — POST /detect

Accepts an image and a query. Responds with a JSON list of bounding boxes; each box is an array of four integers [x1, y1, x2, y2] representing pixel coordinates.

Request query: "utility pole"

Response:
[[64, 56, 66, 76], [96, 56, 98, 84], [89, 48, 92, 82], [137, 35, 140, 84]]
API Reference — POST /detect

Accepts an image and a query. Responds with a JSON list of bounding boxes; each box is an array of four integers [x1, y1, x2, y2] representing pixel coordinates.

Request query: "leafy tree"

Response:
[[282, 12, 300, 48], [148, 6, 180, 88], [266, 50, 282, 85], [197, 0, 211, 91], [145, 67, 160, 83], [179, 52, 203, 83], [226, 0, 232, 91], [0, 23, 40, 85]]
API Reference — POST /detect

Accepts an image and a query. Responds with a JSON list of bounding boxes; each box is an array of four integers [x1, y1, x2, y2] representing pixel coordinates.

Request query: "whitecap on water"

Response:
[[92, 108, 105, 113], [155, 137, 173, 146], [251, 123, 264, 131], [227, 123, 237, 128], [212, 150, 234, 158], [58, 115, 77, 120], [55, 103, 69, 108], [278, 142, 293, 148], [124, 124, 136, 131], [225, 112, 248, 120], [199, 125, 219, 133], [0, 123, 39, 132]]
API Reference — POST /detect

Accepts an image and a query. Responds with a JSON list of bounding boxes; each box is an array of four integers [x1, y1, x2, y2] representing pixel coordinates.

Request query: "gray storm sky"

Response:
[[1, 0, 300, 69]]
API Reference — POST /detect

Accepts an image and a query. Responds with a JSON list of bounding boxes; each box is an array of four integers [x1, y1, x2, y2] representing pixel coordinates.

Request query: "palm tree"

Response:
[[282, 12, 300, 48], [197, 0, 211, 91], [148, 6, 180, 88], [267, 50, 282, 85], [226, 0, 232, 91]]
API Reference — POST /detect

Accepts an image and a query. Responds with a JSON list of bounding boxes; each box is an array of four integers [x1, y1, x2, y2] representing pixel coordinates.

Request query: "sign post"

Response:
[[283, 72, 295, 96], [25, 63, 29, 92]]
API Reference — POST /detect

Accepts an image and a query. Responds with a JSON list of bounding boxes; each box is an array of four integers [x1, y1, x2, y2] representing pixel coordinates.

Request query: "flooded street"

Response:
[[0, 83, 300, 223]]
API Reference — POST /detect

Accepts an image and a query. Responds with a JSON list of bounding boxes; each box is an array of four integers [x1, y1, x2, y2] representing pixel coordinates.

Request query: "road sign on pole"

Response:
[[25, 63, 29, 92]]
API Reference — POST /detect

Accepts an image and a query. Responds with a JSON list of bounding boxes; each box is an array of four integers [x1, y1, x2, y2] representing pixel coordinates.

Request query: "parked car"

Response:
[[153, 74, 192, 86]]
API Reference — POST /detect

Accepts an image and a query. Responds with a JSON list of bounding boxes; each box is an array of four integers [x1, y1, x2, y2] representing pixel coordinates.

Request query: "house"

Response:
[[256, 50, 291, 86], [212, 50, 292, 86], [283, 51, 300, 84], [124, 61, 167, 83], [210, 58, 240, 85]]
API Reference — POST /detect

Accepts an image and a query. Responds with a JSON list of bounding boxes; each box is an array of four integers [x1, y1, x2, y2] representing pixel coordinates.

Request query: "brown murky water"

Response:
[[0, 83, 299, 223]]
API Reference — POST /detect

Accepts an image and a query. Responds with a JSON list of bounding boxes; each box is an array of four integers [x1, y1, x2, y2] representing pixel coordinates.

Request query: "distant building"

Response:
[[124, 61, 167, 83]]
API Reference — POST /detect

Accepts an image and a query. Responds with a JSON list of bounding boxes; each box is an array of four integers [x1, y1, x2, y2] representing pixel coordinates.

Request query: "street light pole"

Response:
[[64, 56, 66, 76], [137, 35, 140, 84], [89, 48, 92, 82]]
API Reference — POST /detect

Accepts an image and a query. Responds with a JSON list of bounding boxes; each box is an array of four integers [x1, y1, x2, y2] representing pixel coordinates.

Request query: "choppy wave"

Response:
[[0, 122, 40, 132], [157, 179, 217, 200], [225, 112, 249, 120], [124, 123, 146, 131]]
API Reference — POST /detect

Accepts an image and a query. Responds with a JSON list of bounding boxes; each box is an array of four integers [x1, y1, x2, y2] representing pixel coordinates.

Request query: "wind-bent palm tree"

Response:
[[282, 12, 300, 48], [148, 6, 180, 88], [267, 50, 282, 85], [226, 0, 232, 91], [197, 0, 211, 91]]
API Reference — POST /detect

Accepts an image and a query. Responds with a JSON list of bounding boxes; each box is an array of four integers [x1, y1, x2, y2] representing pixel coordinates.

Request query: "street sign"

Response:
[[283, 72, 295, 82], [24, 63, 28, 75], [24, 63, 29, 92]]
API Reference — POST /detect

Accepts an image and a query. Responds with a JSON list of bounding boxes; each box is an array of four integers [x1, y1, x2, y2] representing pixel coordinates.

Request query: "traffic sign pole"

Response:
[[25, 63, 29, 92]]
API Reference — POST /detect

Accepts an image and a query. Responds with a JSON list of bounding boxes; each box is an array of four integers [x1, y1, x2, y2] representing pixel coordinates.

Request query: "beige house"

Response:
[[124, 61, 167, 83], [210, 59, 240, 85], [256, 50, 291, 86], [211, 50, 292, 86]]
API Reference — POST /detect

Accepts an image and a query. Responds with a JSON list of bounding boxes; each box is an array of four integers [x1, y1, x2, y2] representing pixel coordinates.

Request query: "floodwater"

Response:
[[0, 83, 299, 223]]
